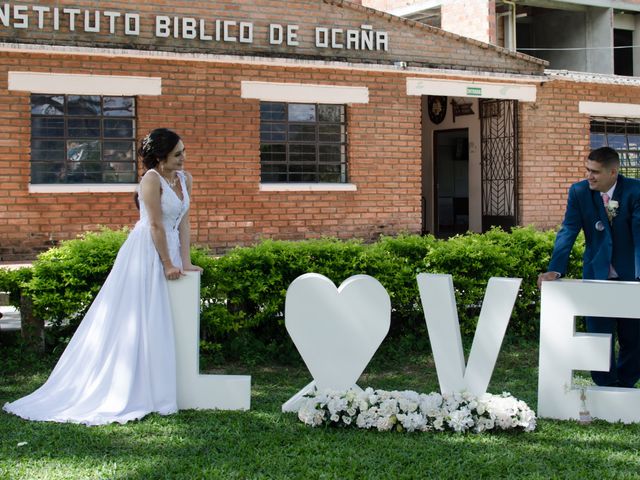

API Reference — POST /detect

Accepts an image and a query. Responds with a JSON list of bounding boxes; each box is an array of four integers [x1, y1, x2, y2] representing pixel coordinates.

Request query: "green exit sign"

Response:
[[466, 86, 482, 96]]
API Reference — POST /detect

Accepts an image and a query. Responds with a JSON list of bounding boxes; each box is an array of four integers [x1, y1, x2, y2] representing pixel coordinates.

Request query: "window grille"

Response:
[[591, 118, 640, 179], [30, 94, 136, 184], [260, 102, 347, 183]]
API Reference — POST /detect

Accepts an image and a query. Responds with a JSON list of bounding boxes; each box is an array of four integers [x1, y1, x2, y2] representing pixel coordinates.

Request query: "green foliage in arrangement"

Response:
[[1, 226, 585, 355]]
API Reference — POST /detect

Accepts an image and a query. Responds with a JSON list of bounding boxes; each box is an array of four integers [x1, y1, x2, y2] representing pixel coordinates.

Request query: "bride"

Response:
[[3, 128, 202, 425]]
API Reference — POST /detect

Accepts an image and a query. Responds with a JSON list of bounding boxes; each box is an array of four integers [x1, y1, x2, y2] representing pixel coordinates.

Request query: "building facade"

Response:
[[1, 0, 640, 259]]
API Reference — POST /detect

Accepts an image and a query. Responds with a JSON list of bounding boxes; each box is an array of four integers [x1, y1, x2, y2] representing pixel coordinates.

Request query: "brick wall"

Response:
[[4, 50, 638, 257], [519, 79, 640, 229], [0, 49, 423, 259], [441, 0, 496, 45]]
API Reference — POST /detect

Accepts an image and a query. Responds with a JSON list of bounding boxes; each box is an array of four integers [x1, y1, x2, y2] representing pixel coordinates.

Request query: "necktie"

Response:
[[601, 192, 618, 278]]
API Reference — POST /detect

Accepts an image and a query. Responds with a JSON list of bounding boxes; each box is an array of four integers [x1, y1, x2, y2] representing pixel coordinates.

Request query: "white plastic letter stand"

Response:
[[417, 273, 521, 396], [282, 273, 391, 412], [538, 279, 640, 423], [168, 271, 251, 410]]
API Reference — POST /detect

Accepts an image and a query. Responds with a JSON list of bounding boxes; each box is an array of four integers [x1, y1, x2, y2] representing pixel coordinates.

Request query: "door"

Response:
[[480, 99, 518, 231], [434, 129, 469, 237]]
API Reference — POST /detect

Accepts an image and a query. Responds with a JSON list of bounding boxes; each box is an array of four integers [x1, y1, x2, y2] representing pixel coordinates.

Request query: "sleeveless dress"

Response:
[[3, 170, 189, 425]]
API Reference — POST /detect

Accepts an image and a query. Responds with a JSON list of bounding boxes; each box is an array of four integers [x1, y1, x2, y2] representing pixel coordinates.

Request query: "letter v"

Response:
[[416, 273, 521, 396]]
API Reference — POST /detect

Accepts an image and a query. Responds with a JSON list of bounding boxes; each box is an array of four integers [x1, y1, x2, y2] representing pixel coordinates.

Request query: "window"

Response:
[[614, 29, 633, 77], [31, 94, 136, 184], [260, 102, 347, 183], [591, 118, 640, 179]]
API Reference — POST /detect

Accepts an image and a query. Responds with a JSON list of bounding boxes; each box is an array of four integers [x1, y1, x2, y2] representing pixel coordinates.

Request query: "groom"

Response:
[[538, 146, 640, 388]]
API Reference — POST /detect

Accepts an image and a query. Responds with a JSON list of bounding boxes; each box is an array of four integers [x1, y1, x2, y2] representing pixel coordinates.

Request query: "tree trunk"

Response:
[[20, 295, 44, 352]]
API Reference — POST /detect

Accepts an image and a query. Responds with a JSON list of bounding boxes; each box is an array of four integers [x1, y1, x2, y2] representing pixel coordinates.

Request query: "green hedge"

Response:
[[201, 227, 583, 349], [0, 227, 584, 355]]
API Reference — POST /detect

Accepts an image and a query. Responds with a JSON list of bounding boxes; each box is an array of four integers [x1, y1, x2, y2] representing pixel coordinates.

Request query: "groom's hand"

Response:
[[537, 271, 561, 289]]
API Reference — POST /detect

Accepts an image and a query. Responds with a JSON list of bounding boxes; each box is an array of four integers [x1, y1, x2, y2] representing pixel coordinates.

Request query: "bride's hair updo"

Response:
[[138, 128, 181, 170]]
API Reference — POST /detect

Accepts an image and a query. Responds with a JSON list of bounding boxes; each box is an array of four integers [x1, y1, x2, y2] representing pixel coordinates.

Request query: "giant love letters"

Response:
[[167, 271, 640, 422], [283, 273, 640, 423]]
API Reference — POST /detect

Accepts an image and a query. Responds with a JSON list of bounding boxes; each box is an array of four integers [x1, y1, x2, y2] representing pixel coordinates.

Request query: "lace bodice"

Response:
[[139, 170, 190, 233]]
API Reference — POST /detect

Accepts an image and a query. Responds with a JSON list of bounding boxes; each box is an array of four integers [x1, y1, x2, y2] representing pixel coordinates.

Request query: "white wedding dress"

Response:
[[3, 170, 189, 425]]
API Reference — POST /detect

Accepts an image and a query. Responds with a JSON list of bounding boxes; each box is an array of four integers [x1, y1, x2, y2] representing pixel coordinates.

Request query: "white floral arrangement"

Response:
[[297, 387, 536, 433], [606, 199, 619, 222]]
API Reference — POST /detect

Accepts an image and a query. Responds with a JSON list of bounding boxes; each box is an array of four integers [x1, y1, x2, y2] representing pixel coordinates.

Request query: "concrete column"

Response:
[[586, 7, 614, 74], [633, 14, 640, 76]]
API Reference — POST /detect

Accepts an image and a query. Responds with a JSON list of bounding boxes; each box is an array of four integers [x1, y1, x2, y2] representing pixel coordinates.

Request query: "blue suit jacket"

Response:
[[548, 174, 640, 281]]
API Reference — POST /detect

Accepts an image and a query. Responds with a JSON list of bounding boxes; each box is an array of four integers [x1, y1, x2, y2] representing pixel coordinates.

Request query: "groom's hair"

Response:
[[589, 146, 620, 169]]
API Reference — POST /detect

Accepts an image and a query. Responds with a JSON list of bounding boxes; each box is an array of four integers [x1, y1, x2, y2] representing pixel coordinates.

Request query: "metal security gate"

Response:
[[480, 99, 518, 232]]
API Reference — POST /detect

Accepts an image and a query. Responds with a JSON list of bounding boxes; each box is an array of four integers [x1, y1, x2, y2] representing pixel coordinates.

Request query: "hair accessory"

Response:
[[142, 133, 153, 153]]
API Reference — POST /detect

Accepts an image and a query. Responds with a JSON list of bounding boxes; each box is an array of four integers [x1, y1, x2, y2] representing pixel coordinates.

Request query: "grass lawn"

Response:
[[1, 338, 640, 479]]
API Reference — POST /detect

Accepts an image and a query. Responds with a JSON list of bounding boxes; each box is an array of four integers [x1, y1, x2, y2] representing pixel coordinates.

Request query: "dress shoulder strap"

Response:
[[145, 169, 162, 179], [144, 169, 169, 190]]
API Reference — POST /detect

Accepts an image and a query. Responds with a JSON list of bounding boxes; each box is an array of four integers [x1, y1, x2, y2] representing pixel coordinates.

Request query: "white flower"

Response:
[[433, 416, 445, 431], [356, 413, 368, 428], [461, 391, 476, 403], [141, 133, 154, 153], [397, 412, 427, 432], [297, 401, 325, 427], [443, 393, 461, 412], [376, 415, 396, 432], [295, 388, 535, 434], [447, 407, 474, 433], [379, 399, 399, 417], [420, 393, 443, 417], [398, 397, 418, 413], [327, 397, 348, 415], [474, 417, 495, 433], [517, 407, 537, 432]]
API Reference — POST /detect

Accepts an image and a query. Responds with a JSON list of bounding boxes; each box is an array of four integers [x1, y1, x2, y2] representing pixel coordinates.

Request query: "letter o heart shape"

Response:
[[285, 273, 391, 391]]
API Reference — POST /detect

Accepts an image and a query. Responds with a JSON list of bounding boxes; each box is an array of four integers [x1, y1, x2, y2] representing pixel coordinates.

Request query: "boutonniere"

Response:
[[606, 200, 619, 222]]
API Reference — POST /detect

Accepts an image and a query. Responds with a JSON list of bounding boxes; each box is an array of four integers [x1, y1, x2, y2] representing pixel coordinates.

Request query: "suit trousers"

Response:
[[587, 289, 640, 387]]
